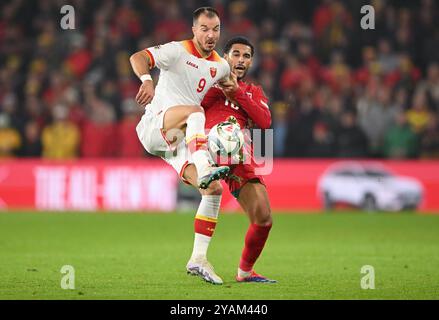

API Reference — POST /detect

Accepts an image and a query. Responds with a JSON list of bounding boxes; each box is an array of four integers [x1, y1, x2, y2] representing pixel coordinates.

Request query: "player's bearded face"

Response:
[[225, 44, 253, 80], [193, 15, 220, 54]]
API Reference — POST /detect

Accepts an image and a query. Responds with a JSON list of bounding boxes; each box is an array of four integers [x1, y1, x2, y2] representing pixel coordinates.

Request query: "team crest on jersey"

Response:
[[210, 67, 217, 78]]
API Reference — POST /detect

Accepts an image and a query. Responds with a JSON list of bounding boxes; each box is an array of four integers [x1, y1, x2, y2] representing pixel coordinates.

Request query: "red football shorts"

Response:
[[225, 163, 266, 199]]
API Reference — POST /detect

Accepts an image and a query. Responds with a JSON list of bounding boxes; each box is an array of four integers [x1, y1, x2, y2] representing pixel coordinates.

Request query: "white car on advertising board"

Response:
[[317, 162, 424, 211]]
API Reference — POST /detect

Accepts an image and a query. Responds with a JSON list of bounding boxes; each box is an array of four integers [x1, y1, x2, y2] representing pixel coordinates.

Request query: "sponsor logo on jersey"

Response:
[[246, 92, 253, 99], [186, 61, 199, 69], [210, 67, 217, 78]]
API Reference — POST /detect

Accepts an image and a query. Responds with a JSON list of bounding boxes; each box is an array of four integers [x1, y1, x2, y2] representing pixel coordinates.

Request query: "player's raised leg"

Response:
[[236, 181, 276, 283], [182, 164, 224, 284], [163, 105, 229, 189]]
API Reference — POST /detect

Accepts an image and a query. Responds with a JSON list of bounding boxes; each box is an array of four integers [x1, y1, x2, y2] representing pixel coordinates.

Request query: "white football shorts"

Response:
[[136, 106, 193, 181]]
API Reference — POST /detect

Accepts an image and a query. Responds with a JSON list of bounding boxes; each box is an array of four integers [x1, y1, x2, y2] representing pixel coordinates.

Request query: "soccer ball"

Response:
[[208, 120, 244, 163]]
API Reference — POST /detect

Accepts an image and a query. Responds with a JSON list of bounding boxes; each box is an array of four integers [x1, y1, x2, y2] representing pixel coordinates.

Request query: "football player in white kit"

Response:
[[129, 7, 228, 284]]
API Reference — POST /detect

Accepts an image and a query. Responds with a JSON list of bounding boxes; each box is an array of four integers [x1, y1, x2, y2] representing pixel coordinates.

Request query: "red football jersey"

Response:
[[201, 80, 271, 130], [201, 80, 272, 166]]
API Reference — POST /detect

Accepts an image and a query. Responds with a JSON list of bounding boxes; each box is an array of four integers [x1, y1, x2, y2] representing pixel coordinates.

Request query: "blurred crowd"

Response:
[[0, 0, 438, 159]]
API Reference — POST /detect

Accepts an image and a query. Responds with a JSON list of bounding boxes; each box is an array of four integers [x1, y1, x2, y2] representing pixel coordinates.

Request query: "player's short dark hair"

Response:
[[193, 7, 220, 25], [223, 36, 255, 57]]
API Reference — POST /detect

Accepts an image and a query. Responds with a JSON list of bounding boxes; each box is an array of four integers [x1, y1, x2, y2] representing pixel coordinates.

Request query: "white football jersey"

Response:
[[144, 40, 230, 115]]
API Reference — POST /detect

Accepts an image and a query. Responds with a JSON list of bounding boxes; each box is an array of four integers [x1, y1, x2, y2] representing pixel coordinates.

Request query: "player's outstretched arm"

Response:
[[129, 50, 155, 106], [219, 74, 271, 129], [233, 86, 272, 129]]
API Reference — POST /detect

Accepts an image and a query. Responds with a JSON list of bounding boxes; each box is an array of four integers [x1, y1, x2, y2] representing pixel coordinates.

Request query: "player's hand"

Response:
[[135, 80, 155, 107], [218, 72, 238, 98]]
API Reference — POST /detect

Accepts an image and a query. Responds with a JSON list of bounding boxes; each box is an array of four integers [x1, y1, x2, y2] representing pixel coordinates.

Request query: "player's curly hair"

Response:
[[223, 36, 255, 57], [193, 7, 220, 25]]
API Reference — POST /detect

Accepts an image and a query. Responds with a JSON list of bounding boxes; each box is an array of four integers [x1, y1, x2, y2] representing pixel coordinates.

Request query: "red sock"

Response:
[[186, 135, 208, 153], [194, 217, 217, 237], [239, 223, 272, 272]]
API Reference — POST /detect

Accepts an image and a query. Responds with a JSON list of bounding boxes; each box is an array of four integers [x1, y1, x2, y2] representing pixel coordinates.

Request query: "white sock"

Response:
[[238, 268, 252, 278], [186, 112, 211, 177], [190, 195, 221, 260], [191, 233, 212, 261]]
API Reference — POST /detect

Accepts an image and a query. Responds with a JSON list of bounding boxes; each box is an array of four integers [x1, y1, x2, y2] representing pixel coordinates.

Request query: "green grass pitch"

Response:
[[0, 211, 438, 299]]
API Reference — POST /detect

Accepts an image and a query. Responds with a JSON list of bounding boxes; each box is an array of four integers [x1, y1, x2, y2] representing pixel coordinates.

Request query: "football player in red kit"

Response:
[[183, 36, 275, 283]]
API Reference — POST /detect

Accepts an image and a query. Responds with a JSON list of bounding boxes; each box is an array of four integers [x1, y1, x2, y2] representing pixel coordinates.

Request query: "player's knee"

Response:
[[186, 105, 204, 117], [195, 105, 205, 113], [256, 216, 272, 227], [204, 181, 223, 195], [252, 206, 272, 226], [185, 107, 205, 127]]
